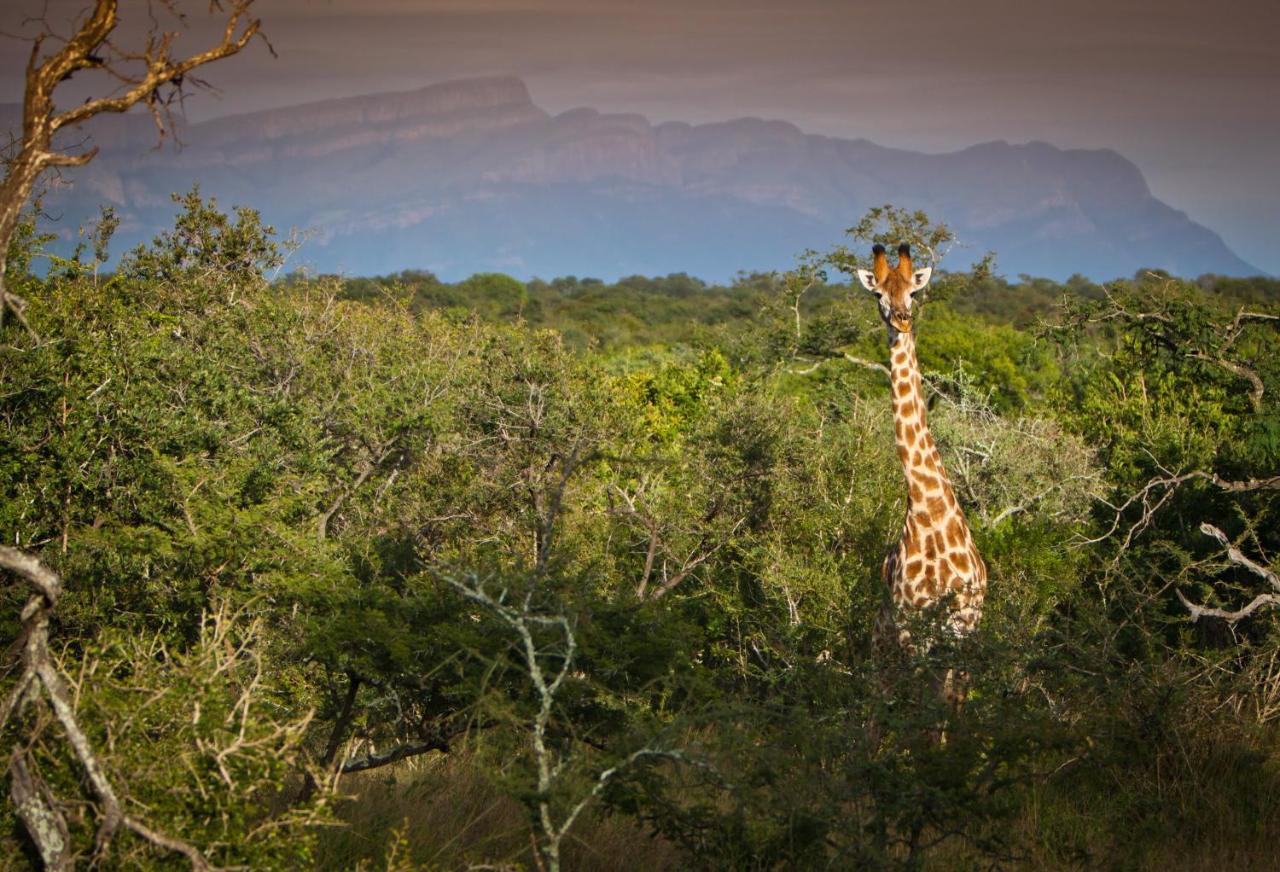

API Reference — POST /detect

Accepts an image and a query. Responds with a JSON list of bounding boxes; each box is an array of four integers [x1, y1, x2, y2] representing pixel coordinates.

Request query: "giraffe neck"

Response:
[[888, 329, 957, 515]]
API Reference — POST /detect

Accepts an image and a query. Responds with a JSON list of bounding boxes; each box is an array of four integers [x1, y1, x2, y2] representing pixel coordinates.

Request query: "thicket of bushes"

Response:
[[2, 195, 1278, 869]]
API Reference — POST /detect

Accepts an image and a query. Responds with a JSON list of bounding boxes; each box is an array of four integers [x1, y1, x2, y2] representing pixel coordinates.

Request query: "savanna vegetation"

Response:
[[1, 189, 1278, 870], [3, 5, 1280, 869]]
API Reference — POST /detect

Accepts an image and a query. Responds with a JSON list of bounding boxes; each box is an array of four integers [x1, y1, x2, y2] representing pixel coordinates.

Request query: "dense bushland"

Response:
[[2, 196, 1278, 869]]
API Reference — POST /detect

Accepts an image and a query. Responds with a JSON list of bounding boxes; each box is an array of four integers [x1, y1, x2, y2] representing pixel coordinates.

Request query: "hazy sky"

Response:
[[3, 0, 1278, 273]]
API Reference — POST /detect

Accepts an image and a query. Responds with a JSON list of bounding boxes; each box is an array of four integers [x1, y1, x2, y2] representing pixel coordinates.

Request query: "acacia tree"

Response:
[[1055, 277, 1280, 623], [0, 0, 267, 338]]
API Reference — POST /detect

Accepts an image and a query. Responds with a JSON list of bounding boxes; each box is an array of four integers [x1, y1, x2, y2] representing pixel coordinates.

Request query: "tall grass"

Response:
[[319, 751, 683, 870]]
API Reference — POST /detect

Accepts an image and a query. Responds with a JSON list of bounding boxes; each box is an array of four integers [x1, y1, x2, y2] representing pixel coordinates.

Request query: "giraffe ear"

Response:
[[911, 267, 933, 292], [856, 270, 879, 293]]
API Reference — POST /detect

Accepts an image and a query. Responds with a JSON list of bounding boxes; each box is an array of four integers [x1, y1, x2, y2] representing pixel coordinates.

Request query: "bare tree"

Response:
[[0, 0, 268, 339], [444, 572, 685, 872]]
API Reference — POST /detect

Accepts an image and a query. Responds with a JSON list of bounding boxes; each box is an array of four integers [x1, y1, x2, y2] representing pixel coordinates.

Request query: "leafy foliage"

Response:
[[2, 194, 1279, 868]]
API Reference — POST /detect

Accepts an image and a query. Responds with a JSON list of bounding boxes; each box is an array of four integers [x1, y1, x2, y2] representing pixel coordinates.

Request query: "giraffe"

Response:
[[856, 243, 987, 685]]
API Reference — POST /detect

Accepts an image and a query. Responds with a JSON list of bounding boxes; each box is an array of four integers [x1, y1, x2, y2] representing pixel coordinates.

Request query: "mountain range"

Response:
[[5, 76, 1261, 281]]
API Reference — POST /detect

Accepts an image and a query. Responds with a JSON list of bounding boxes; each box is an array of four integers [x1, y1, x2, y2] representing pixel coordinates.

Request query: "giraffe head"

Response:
[[856, 243, 933, 335]]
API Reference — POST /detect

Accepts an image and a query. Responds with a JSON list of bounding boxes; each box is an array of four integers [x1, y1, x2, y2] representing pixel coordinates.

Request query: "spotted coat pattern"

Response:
[[860, 245, 987, 646]]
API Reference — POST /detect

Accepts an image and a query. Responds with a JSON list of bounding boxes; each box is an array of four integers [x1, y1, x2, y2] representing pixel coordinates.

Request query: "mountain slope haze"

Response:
[[7, 76, 1259, 280]]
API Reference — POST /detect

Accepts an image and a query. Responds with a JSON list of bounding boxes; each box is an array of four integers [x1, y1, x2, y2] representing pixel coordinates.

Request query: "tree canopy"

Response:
[[1, 189, 1278, 868]]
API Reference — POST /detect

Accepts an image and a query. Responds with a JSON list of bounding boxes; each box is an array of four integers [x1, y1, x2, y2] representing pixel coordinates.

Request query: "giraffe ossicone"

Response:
[[859, 243, 987, 647]]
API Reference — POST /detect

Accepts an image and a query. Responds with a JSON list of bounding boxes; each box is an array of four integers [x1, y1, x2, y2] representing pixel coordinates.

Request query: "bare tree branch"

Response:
[[1224, 308, 1280, 349], [1177, 589, 1280, 624], [0, 545, 62, 602], [340, 735, 454, 775], [50, 7, 262, 135], [2, 547, 214, 868], [1, 0, 267, 340], [1199, 523, 1280, 590], [842, 352, 892, 378], [8, 749, 72, 871], [1085, 468, 1280, 550], [1188, 352, 1266, 410], [441, 572, 684, 872], [1178, 524, 1280, 624]]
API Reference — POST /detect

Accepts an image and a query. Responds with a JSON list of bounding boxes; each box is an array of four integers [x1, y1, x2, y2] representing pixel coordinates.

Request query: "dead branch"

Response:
[[340, 734, 455, 775], [843, 352, 892, 378], [1224, 308, 1280, 350], [1188, 352, 1265, 410], [1, 546, 214, 869], [0, 0, 267, 340], [1085, 467, 1280, 551], [441, 572, 683, 872], [1177, 524, 1280, 624], [8, 749, 71, 871], [1176, 589, 1280, 624], [0, 545, 61, 601], [1200, 523, 1280, 589]]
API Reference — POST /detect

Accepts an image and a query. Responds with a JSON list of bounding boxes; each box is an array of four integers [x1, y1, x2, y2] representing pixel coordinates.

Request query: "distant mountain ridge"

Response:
[[6, 75, 1261, 280]]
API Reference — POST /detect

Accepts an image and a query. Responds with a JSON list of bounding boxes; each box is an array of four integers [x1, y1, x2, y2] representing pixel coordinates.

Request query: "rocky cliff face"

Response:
[[14, 76, 1259, 280]]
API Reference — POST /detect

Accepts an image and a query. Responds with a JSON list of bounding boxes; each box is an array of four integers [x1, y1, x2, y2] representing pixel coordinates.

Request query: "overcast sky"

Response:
[[3, 0, 1277, 273]]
